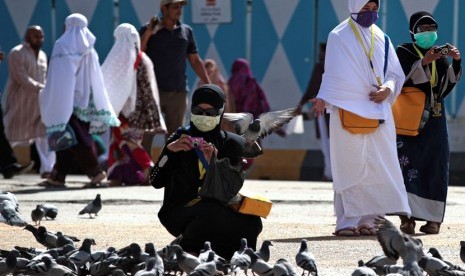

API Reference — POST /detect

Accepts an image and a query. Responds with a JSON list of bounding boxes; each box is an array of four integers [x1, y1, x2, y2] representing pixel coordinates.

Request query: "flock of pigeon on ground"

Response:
[[2, 191, 465, 275]]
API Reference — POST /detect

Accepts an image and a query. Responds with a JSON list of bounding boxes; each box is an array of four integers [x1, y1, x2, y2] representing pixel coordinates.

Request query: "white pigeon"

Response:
[[0, 199, 27, 227], [223, 108, 297, 157]]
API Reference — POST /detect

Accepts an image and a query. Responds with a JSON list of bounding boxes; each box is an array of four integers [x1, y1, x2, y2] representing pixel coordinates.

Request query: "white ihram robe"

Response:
[[317, 0, 411, 230]]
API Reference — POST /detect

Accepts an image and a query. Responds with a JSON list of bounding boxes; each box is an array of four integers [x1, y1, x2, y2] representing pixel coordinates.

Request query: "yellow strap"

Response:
[[412, 44, 437, 87], [198, 160, 206, 180], [349, 18, 381, 86]]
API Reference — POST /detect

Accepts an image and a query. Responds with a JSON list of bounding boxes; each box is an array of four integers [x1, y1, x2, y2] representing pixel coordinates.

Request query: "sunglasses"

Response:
[[191, 106, 220, 117]]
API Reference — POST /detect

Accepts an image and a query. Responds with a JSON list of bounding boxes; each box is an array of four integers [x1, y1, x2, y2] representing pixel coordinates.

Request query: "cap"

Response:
[[160, 0, 187, 7]]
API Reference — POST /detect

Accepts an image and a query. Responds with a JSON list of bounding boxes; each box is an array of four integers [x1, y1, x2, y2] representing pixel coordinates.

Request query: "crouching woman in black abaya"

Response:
[[149, 84, 262, 259]]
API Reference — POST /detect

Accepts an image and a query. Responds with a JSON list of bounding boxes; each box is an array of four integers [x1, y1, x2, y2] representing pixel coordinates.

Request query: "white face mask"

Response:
[[190, 113, 221, 132]]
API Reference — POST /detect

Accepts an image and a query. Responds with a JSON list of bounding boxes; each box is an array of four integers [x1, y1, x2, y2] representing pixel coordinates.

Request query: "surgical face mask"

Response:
[[413, 31, 438, 49], [191, 113, 221, 132], [351, 11, 379, 28]]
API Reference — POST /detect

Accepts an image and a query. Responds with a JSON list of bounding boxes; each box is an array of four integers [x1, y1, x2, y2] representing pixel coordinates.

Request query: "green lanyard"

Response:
[[349, 18, 381, 86], [412, 44, 437, 87]]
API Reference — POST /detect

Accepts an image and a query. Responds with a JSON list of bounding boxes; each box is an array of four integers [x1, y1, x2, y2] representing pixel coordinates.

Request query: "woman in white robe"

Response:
[[311, 0, 411, 236]]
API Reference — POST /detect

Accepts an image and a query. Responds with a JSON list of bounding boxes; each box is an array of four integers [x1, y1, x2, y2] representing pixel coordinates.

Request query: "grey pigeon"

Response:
[[418, 255, 450, 276], [273, 258, 297, 276], [295, 239, 318, 276], [68, 238, 96, 267], [187, 256, 217, 276], [352, 260, 376, 276], [41, 255, 78, 275], [460, 241, 465, 264], [112, 268, 127, 276], [243, 248, 273, 276], [0, 191, 20, 211], [439, 269, 465, 275], [0, 199, 27, 226], [428, 247, 461, 270], [223, 108, 296, 157], [134, 256, 164, 276], [365, 254, 397, 270], [0, 252, 17, 275], [230, 238, 251, 275], [374, 216, 424, 273], [38, 225, 58, 248], [31, 205, 45, 225], [169, 244, 201, 274], [56, 231, 75, 248], [39, 203, 58, 220], [78, 194, 102, 218], [256, 240, 273, 262]]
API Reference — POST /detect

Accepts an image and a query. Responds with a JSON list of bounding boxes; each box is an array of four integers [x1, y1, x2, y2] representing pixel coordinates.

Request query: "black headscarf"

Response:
[[409, 11, 438, 41], [189, 84, 226, 146]]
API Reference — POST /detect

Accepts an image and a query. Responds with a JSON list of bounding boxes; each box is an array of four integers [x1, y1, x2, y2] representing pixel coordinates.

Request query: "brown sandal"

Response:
[[399, 216, 416, 235], [333, 227, 360, 237], [357, 224, 377, 236], [419, 222, 441, 234]]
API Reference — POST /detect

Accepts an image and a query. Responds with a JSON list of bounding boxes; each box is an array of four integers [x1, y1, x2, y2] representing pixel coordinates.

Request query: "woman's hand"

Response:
[[309, 98, 325, 117], [446, 43, 461, 61], [369, 86, 391, 104], [199, 143, 217, 164], [422, 47, 442, 65], [166, 136, 192, 152]]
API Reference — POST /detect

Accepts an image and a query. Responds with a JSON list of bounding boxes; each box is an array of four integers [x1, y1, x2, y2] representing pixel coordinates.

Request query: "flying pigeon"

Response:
[[31, 205, 45, 226], [78, 194, 102, 218], [39, 203, 58, 220], [374, 217, 424, 275], [223, 108, 297, 157], [295, 239, 318, 276], [1, 199, 27, 227]]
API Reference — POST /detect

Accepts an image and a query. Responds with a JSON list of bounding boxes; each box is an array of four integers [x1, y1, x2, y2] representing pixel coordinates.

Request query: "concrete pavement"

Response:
[[1, 174, 465, 275]]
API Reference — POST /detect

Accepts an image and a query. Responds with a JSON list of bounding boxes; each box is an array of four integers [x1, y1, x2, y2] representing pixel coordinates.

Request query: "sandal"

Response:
[[37, 179, 66, 188], [357, 224, 377, 236], [419, 222, 440, 234], [333, 227, 360, 237], [399, 216, 416, 235]]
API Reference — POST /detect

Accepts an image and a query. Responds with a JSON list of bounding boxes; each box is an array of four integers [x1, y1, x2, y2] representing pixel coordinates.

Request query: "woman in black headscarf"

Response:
[[150, 84, 262, 259], [396, 11, 461, 235]]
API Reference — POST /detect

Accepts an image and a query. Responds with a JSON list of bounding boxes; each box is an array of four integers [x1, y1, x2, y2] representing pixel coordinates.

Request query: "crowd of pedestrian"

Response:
[[0, 0, 462, 258]]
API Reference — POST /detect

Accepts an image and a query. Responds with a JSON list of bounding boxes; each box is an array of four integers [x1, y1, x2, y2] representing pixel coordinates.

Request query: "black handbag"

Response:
[[198, 153, 245, 204]]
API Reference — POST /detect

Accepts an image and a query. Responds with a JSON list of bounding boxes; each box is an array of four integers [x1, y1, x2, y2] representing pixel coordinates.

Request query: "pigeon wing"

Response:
[[257, 108, 296, 139], [222, 113, 254, 135], [374, 217, 405, 261]]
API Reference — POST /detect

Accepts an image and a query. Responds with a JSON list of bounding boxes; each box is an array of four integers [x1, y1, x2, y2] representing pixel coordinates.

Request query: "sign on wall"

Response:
[[191, 0, 231, 24]]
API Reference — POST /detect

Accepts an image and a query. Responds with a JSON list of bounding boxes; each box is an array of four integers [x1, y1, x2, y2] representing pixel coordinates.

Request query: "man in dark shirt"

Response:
[[140, 0, 210, 153]]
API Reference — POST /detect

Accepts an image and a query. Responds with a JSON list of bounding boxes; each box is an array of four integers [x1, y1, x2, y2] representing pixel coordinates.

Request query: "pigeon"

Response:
[[0, 191, 20, 211], [31, 205, 45, 225], [256, 240, 273, 262], [78, 194, 102, 218], [56, 231, 75, 248], [39, 203, 58, 220], [134, 256, 164, 276], [223, 108, 297, 157], [41, 255, 78, 275], [187, 255, 217, 276], [418, 254, 450, 276], [428, 247, 462, 270], [365, 254, 397, 269], [460, 241, 465, 264], [295, 239, 318, 276], [230, 238, 251, 275], [0, 252, 17, 275], [351, 260, 376, 276], [273, 258, 297, 276], [374, 216, 424, 272], [1, 199, 28, 226], [168, 244, 201, 274], [243, 248, 273, 276], [68, 238, 96, 267]]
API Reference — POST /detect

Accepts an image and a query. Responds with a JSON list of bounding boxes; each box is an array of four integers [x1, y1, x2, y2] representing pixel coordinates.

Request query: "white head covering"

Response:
[[101, 23, 139, 117], [317, 0, 405, 120], [39, 13, 119, 134]]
